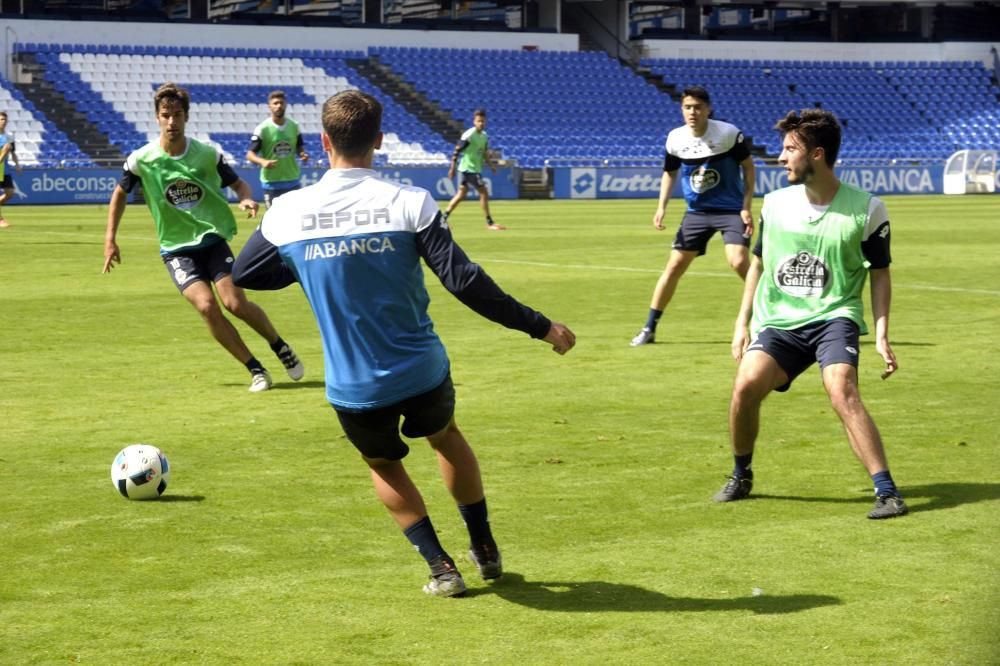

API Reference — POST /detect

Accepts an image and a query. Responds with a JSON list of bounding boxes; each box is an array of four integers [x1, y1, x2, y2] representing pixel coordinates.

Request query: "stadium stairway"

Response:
[[0, 77, 48, 167], [371, 47, 676, 170], [15, 52, 117, 167], [349, 56, 466, 145], [12, 43, 453, 168], [630, 59, 772, 162]]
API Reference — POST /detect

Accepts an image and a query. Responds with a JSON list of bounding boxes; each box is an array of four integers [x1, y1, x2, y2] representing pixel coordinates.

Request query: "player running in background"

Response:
[[0, 111, 22, 228], [716, 108, 906, 520], [246, 90, 309, 208], [442, 108, 505, 231], [102, 82, 304, 393], [233, 90, 576, 596], [630, 86, 755, 346]]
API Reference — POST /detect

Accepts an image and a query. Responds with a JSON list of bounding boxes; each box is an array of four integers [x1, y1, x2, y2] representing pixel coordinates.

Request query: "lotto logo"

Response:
[[570, 168, 596, 199]]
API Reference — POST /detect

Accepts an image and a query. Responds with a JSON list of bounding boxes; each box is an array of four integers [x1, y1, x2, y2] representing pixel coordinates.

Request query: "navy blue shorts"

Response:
[[263, 185, 299, 208], [747, 318, 861, 392], [334, 374, 456, 461], [161, 238, 235, 293], [672, 211, 749, 255], [459, 171, 485, 191], [1, 174, 13, 189]]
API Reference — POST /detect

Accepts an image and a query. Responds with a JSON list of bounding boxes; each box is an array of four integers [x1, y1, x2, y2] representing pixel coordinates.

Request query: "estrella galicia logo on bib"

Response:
[[273, 139, 293, 158], [775, 251, 829, 297], [164, 180, 204, 210], [689, 165, 720, 193]]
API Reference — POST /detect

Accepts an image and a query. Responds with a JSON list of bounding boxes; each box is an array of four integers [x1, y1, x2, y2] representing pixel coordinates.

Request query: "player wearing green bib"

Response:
[[443, 109, 505, 231], [246, 90, 309, 208], [102, 83, 304, 393], [716, 109, 906, 520]]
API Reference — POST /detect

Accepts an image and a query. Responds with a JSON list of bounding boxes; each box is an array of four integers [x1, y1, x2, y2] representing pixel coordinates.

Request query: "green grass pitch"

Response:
[[0, 195, 997, 664]]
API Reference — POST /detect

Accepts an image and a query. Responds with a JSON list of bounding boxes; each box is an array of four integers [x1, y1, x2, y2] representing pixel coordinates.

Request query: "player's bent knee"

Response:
[[732, 370, 773, 403], [827, 387, 863, 414], [221, 296, 248, 316], [191, 298, 222, 319]]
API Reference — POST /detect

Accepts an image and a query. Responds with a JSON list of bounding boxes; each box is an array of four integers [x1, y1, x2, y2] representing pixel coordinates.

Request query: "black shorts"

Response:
[[263, 185, 299, 208], [1, 174, 13, 189], [459, 171, 485, 191], [747, 318, 861, 392], [672, 211, 749, 255], [161, 238, 236, 293], [334, 374, 456, 461]]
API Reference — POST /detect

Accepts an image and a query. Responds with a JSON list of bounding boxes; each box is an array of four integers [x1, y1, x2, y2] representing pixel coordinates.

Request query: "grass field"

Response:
[[1, 195, 998, 665]]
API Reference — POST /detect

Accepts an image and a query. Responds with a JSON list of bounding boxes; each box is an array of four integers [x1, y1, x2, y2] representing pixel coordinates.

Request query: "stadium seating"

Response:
[[0, 73, 92, 167], [642, 57, 1000, 164], [16, 43, 450, 167], [10, 42, 1000, 169], [372, 47, 675, 169]]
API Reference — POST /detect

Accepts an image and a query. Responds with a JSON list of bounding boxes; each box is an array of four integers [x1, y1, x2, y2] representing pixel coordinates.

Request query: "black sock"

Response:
[[486, 216, 494, 226], [644, 308, 663, 331], [403, 515, 447, 564], [245, 358, 265, 374], [733, 453, 754, 479], [269, 337, 288, 354], [871, 470, 898, 497], [458, 498, 495, 549]]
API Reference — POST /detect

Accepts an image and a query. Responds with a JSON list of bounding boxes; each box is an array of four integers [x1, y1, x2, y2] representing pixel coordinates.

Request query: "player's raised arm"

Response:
[[217, 154, 258, 218], [417, 210, 575, 354], [232, 225, 297, 291]]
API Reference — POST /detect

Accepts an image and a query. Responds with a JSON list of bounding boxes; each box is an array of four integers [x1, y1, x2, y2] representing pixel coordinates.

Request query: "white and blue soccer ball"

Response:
[[111, 444, 170, 500]]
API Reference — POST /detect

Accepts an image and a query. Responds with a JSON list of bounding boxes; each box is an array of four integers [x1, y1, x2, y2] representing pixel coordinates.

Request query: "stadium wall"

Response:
[[11, 166, 520, 205], [641, 38, 1000, 67], [12, 164, 975, 205], [553, 165, 954, 199]]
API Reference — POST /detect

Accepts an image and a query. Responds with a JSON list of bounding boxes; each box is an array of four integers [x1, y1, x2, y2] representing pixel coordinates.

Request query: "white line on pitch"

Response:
[[478, 258, 1000, 296], [21, 231, 999, 297]]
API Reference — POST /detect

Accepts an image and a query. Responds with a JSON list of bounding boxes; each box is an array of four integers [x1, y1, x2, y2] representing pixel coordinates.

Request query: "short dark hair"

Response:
[[681, 86, 711, 105], [268, 90, 286, 102], [322, 90, 382, 158], [0, 111, 7, 119], [473, 108, 487, 118], [153, 82, 190, 114], [775, 109, 841, 167]]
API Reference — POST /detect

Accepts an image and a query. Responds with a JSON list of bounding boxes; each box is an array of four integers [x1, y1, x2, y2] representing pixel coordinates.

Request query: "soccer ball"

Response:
[[111, 444, 170, 500]]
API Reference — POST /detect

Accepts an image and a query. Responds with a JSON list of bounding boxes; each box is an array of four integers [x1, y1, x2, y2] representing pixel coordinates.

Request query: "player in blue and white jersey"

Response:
[[630, 86, 756, 346], [232, 91, 576, 597]]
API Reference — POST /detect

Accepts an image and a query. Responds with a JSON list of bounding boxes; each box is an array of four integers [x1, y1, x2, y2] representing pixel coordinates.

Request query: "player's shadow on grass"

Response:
[[270, 380, 325, 391], [156, 494, 206, 502], [222, 380, 325, 390], [483, 573, 840, 614], [753, 482, 1000, 514]]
